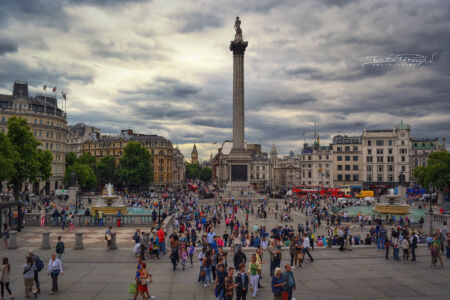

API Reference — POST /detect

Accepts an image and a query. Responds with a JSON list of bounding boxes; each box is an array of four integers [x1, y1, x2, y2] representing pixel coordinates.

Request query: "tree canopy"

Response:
[[0, 132, 17, 183], [6, 117, 53, 197], [117, 142, 153, 189], [185, 162, 212, 182], [413, 151, 450, 192], [96, 155, 117, 185], [65, 161, 97, 190]]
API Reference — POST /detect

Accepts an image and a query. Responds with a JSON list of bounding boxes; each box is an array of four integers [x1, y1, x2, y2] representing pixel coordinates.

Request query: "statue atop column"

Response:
[[234, 16, 243, 41]]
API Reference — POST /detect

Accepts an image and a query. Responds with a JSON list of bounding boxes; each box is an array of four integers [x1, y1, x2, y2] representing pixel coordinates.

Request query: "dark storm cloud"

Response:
[[191, 118, 231, 129], [178, 12, 222, 33], [318, 0, 359, 7], [0, 36, 18, 55], [120, 77, 201, 99], [0, 58, 95, 89]]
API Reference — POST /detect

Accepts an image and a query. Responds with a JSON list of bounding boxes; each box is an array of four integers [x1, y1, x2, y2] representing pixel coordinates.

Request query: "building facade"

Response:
[[67, 123, 101, 156], [80, 129, 181, 189], [299, 143, 333, 187], [362, 122, 411, 192], [331, 135, 363, 190], [172, 146, 185, 188], [0, 81, 67, 194]]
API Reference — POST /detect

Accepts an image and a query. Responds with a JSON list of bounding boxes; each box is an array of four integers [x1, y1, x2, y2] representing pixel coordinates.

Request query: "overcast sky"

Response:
[[0, 0, 449, 160]]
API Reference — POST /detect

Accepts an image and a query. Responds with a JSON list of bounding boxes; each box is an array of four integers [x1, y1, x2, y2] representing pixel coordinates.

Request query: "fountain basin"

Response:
[[374, 204, 410, 214]]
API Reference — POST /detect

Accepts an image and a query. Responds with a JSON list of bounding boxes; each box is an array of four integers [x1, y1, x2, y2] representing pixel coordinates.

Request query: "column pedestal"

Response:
[[7, 231, 18, 249], [40, 232, 51, 250], [74, 232, 84, 250]]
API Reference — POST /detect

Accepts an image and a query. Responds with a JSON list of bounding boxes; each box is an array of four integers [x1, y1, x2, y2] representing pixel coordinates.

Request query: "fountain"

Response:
[[375, 188, 411, 214], [91, 183, 127, 215]]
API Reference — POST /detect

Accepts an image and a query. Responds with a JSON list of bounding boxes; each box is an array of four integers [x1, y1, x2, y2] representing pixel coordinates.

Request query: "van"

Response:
[[356, 190, 374, 198]]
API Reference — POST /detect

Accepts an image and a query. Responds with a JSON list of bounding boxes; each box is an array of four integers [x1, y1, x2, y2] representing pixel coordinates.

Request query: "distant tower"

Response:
[[270, 144, 278, 166], [191, 144, 199, 164]]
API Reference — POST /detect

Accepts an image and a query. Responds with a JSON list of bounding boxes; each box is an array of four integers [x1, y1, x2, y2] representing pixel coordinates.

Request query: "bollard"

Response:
[[40, 232, 51, 250], [74, 232, 84, 250], [7, 231, 18, 249], [110, 232, 118, 250]]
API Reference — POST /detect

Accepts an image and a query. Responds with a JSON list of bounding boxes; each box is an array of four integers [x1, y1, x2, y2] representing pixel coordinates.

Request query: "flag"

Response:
[[53, 87, 57, 93], [43, 84, 47, 91], [62, 91, 66, 100]]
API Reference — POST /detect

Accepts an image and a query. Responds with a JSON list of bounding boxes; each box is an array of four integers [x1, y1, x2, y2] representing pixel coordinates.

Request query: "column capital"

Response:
[[230, 41, 248, 55]]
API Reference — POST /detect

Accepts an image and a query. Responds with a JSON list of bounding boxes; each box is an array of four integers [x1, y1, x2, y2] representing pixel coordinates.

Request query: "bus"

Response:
[[292, 185, 324, 196]]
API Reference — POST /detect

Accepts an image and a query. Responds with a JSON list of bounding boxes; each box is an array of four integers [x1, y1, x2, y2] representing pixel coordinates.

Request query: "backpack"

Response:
[[35, 256, 44, 272], [412, 235, 418, 248], [56, 241, 64, 254]]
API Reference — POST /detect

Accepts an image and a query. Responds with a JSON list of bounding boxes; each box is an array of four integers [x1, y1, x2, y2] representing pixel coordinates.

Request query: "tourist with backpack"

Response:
[[23, 256, 38, 298], [28, 250, 43, 294], [55, 236, 65, 263]]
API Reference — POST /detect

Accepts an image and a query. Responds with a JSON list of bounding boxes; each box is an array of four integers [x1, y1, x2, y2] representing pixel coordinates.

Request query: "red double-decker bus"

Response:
[[292, 185, 324, 196]]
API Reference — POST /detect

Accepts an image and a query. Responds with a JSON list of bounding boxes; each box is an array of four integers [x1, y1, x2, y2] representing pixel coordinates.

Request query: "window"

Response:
[[376, 149, 383, 154], [353, 156, 358, 161], [308, 172, 311, 178], [367, 174, 372, 181], [337, 174, 343, 181], [378, 165, 383, 172], [387, 156, 394, 162], [376, 140, 384, 146], [326, 155, 329, 159], [345, 165, 350, 171], [368, 149, 372, 155], [345, 146, 350, 151], [377, 156, 383, 162], [353, 165, 358, 170], [400, 148, 408, 154], [414, 159, 418, 166], [388, 140, 393, 146], [345, 156, 350, 161], [388, 174, 394, 182], [367, 165, 372, 172], [401, 140, 405, 145], [401, 156, 405, 162], [337, 156, 342, 161], [353, 146, 358, 151], [345, 174, 351, 181], [402, 166, 406, 172], [367, 140, 372, 146], [337, 147, 342, 151], [388, 165, 393, 172], [377, 174, 383, 182], [388, 148, 393, 154], [308, 156, 311, 160], [319, 155, 322, 160], [353, 174, 358, 181], [367, 156, 373, 162]]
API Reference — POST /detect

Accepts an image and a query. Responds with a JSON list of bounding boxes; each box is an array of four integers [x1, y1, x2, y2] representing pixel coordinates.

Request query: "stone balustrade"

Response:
[[24, 213, 159, 227], [423, 211, 449, 234]]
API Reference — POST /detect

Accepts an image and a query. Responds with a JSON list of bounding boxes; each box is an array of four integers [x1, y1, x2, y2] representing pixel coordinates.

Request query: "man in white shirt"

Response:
[[303, 234, 314, 262]]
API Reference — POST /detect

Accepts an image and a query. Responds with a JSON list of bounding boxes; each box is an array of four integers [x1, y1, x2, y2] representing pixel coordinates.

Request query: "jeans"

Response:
[[286, 286, 293, 300], [411, 247, 416, 261], [377, 238, 384, 249], [34, 270, 40, 289], [51, 273, 59, 292], [197, 266, 205, 283], [250, 274, 259, 297], [394, 247, 399, 260], [303, 248, 313, 261], [160, 242, 166, 255], [236, 289, 247, 300], [0, 282, 12, 297], [99, 218, 104, 227], [204, 267, 212, 284], [385, 246, 389, 259], [270, 260, 276, 277], [217, 289, 225, 300]]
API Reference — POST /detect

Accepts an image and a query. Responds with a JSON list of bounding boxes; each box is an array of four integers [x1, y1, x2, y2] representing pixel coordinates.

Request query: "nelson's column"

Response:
[[228, 16, 251, 187]]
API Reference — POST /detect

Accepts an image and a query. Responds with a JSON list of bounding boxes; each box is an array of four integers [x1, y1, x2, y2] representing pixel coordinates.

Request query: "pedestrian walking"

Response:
[[28, 250, 43, 294], [302, 234, 313, 262], [235, 263, 249, 300], [39, 210, 45, 228], [1, 257, 13, 300], [248, 254, 260, 298], [47, 254, 63, 295], [401, 235, 410, 262], [214, 264, 227, 300], [271, 268, 286, 300], [224, 266, 236, 300], [23, 256, 38, 298], [105, 226, 113, 252], [1, 224, 10, 249], [55, 237, 64, 263], [281, 264, 295, 300]]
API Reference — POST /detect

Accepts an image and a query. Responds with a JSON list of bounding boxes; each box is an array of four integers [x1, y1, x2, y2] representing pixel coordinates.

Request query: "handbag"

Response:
[[51, 269, 60, 276], [129, 283, 137, 294]]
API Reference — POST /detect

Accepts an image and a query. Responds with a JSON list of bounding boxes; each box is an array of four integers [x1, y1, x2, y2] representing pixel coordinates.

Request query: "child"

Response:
[[180, 247, 187, 270], [188, 243, 195, 266], [431, 245, 438, 268]]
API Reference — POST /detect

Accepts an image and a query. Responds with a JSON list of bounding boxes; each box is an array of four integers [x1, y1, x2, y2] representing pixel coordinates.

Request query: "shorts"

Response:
[[139, 284, 148, 293]]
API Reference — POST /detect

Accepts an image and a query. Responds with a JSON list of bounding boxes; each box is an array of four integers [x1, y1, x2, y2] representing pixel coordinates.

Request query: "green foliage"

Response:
[[78, 153, 97, 171], [413, 151, 450, 191], [0, 132, 17, 182], [117, 142, 153, 189], [65, 152, 77, 168], [185, 162, 211, 182], [200, 166, 212, 182], [185, 162, 202, 179], [96, 155, 117, 184], [6, 116, 52, 197], [65, 162, 97, 190]]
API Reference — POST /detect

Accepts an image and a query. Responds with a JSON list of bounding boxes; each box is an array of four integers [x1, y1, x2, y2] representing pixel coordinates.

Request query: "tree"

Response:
[[0, 132, 17, 185], [117, 142, 153, 190], [200, 166, 212, 182], [78, 153, 97, 172], [97, 155, 117, 184], [65, 162, 97, 190], [185, 162, 202, 179], [413, 151, 450, 194], [66, 152, 77, 168], [6, 117, 53, 199]]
